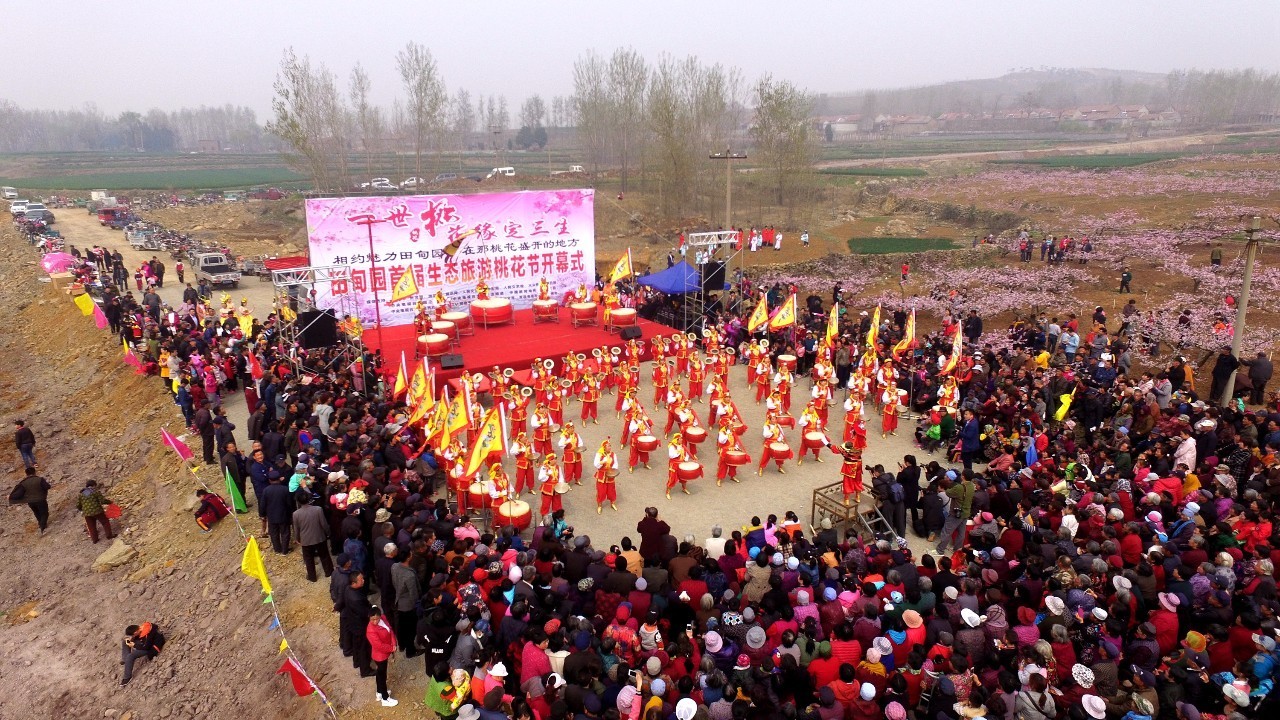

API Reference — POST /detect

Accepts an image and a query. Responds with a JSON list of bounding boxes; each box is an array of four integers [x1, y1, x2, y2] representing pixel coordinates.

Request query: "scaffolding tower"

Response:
[[269, 264, 368, 381], [679, 230, 745, 333]]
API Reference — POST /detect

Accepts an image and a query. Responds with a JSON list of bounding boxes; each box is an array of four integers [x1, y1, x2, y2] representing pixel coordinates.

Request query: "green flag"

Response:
[[225, 467, 248, 513]]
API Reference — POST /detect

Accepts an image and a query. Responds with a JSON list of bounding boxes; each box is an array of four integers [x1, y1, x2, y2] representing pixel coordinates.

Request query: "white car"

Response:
[[359, 177, 395, 190], [400, 177, 426, 189], [9, 200, 30, 216]]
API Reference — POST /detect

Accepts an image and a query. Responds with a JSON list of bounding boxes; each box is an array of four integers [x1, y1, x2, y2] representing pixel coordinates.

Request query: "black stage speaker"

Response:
[[441, 353, 465, 370], [620, 326, 643, 340], [702, 261, 727, 294], [296, 310, 339, 349]]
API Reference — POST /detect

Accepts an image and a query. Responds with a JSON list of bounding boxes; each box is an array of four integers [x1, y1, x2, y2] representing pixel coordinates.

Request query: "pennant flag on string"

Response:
[[262, 593, 273, 604], [122, 338, 141, 368], [241, 537, 273, 595], [267, 616, 280, 632], [225, 467, 248, 513], [92, 303, 109, 330], [160, 428, 194, 462], [277, 658, 315, 697], [279, 638, 289, 654]]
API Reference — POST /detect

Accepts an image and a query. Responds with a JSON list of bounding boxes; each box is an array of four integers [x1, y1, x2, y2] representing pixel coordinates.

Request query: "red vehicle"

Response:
[[247, 187, 285, 200], [98, 206, 131, 225]]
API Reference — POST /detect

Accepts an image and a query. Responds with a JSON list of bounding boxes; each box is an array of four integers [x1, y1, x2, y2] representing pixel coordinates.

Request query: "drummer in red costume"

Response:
[[627, 411, 655, 472], [652, 360, 671, 407], [475, 276, 490, 300], [580, 371, 602, 424], [843, 394, 868, 450], [773, 363, 795, 413], [757, 413, 790, 476], [485, 463, 512, 504], [592, 439, 620, 513], [545, 381, 566, 427], [745, 340, 764, 386], [688, 355, 707, 403], [715, 416, 746, 486], [753, 354, 773, 403], [537, 453, 564, 517], [663, 384, 686, 433], [665, 433, 693, 499], [508, 387, 531, 434], [675, 400, 701, 459], [432, 289, 448, 321], [618, 390, 638, 441], [829, 440, 865, 505], [674, 334, 691, 376], [558, 422, 585, 486], [537, 277, 551, 302], [796, 399, 827, 464], [881, 380, 906, 438], [413, 299, 431, 336], [615, 368, 636, 415], [509, 431, 536, 495]]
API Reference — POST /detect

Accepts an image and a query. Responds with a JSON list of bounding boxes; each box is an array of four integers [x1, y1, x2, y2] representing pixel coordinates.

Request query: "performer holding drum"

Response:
[[593, 439, 620, 513]]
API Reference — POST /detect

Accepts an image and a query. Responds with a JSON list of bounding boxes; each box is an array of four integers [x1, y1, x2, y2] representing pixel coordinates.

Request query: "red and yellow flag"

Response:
[[893, 310, 915, 358], [444, 391, 468, 439], [392, 356, 409, 398], [609, 249, 633, 284], [746, 293, 769, 333], [386, 266, 419, 305], [767, 294, 797, 331], [465, 409, 504, 476], [940, 327, 963, 375], [407, 360, 429, 407], [824, 303, 839, 346]]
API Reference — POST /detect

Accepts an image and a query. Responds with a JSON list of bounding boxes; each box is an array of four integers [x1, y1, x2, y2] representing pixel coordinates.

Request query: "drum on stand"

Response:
[[494, 500, 531, 531], [776, 414, 796, 429], [442, 311, 472, 336], [423, 333, 451, 357], [769, 442, 793, 460], [684, 427, 707, 444], [470, 298, 513, 328], [570, 302, 598, 328], [777, 354, 797, 372], [468, 482, 492, 511], [802, 432, 826, 450], [724, 449, 750, 466], [431, 320, 458, 341], [635, 435, 659, 452], [532, 300, 560, 324], [609, 308, 637, 329], [677, 461, 703, 481]]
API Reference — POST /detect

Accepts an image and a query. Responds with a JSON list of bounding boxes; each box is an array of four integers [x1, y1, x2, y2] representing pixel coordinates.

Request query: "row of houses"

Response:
[[815, 105, 1184, 137]]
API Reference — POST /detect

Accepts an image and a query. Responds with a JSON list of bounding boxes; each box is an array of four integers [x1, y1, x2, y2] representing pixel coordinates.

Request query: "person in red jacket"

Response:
[[366, 606, 399, 707]]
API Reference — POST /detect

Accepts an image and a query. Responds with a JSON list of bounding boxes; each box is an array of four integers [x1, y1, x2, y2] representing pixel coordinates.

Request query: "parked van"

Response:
[[486, 166, 516, 179], [1, 186, 17, 200]]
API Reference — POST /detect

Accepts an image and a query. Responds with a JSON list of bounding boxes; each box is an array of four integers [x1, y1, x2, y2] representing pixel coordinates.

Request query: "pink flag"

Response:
[[92, 304, 109, 330], [161, 428, 194, 461]]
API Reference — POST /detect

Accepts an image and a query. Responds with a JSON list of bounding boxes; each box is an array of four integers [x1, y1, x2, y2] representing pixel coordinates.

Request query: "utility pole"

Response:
[[1221, 215, 1263, 407], [709, 148, 747, 229]]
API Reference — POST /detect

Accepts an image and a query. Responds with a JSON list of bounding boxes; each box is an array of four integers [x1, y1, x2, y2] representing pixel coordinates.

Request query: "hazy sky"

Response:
[[6, 0, 1278, 118]]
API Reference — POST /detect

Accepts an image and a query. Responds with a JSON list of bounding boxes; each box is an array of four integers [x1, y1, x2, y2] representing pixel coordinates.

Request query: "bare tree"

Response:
[[267, 48, 342, 189], [349, 63, 383, 178], [396, 41, 448, 178], [608, 48, 648, 192], [519, 95, 547, 128], [451, 88, 476, 150], [750, 74, 817, 214], [647, 55, 697, 215], [572, 51, 610, 171]]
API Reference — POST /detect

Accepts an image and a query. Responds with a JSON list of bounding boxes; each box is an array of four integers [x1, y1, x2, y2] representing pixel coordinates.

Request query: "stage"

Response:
[[360, 306, 673, 389]]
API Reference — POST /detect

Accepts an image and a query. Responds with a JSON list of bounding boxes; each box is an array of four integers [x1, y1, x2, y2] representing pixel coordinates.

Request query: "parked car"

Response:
[[9, 200, 30, 216], [194, 252, 242, 288], [22, 208, 54, 224], [360, 177, 395, 190], [485, 167, 516, 179], [2, 186, 17, 200], [400, 177, 426, 189], [433, 173, 459, 183]]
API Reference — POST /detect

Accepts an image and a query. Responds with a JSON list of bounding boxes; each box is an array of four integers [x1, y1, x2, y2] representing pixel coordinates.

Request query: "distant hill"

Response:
[[815, 68, 1174, 118]]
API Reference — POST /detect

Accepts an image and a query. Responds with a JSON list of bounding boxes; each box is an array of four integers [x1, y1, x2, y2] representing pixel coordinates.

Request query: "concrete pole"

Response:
[[1220, 216, 1262, 407]]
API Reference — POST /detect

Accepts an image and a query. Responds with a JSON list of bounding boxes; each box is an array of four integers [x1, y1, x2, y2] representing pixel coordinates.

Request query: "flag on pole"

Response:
[[1054, 390, 1076, 422], [893, 310, 916, 358], [940, 327, 963, 375], [240, 536, 273, 595], [386, 266, 419, 305], [866, 305, 881, 352], [609, 249, 633, 284], [92, 303, 109, 329], [445, 391, 468, 439], [393, 353, 409, 398], [824, 303, 839, 346], [160, 428, 194, 462], [746, 293, 769, 334], [407, 361, 429, 407], [123, 338, 141, 368], [248, 351, 264, 381], [73, 293, 96, 316], [465, 409, 504, 476], [767, 294, 797, 331], [422, 394, 448, 439], [224, 467, 248, 513]]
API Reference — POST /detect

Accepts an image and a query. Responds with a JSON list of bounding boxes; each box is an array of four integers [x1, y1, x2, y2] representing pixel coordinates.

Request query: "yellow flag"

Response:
[[73, 292, 95, 316], [240, 536, 273, 595], [866, 305, 881, 351], [446, 392, 468, 437], [386, 267, 419, 305], [747, 294, 769, 333], [465, 409, 504, 476], [393, 363, 408, 398], [421, 395, 448, 438], [767, 294, 797, 331], [1054, 391, 1075, 422], [893, 310, 915, 358], [609, 250, 633, 284], [941, 327, 963, 375], [278, 638, 289, 654], [825, 302, 839, 345], [407, 361, 429, 406]]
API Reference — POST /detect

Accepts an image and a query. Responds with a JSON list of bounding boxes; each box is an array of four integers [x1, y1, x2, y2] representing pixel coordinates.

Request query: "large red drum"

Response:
[[471, 298, 513, 327], [423, 333, 451, 357], [802, 432, 826, 450], [724, 450, 750, 466], [768, 442, 793, 460], [442, 311, 471, 333], [610, 308, 637, 326], [493, 500, 531, 531], [570, 302, 597, 326], [532, 300, 559, 323], [634, 435, 659, 452], [468, 482, 492, 511], [684, 427, 707, 444], [677, 461, 703, 481], [431, 320, 457, 339], [776, 414, 796, 429], [777, 354, 797, 372]]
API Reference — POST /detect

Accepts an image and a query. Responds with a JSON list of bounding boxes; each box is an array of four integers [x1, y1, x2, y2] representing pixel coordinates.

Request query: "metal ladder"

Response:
[[857, 503, 900, 545]]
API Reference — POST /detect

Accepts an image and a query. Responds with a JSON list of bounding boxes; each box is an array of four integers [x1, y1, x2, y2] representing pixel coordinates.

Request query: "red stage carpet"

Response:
[[361, 308, 674, 388]]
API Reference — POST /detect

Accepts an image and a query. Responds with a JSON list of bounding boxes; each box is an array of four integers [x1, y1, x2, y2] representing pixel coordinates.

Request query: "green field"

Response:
[[818, 167, 927, 177], [848, 236, 958, 254], [0, 167, 307, 190], [990, 152, 1185, 169]]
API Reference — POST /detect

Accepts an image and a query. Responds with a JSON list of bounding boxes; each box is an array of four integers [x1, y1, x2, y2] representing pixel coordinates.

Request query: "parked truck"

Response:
[[194, 252, 242, 289]]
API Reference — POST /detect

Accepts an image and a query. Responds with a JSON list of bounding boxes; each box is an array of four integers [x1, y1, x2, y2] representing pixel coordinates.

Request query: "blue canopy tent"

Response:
[[635, 261, 703, 294]]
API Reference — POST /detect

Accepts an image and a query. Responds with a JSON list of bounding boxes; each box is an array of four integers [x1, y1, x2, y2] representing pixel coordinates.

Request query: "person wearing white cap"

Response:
[[674, 698, 698, 720], [1081, 694, 1107, 720]]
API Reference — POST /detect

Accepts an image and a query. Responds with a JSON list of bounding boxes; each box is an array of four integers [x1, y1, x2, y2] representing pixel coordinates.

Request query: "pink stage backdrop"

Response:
[[304, 189, 595, 327]]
